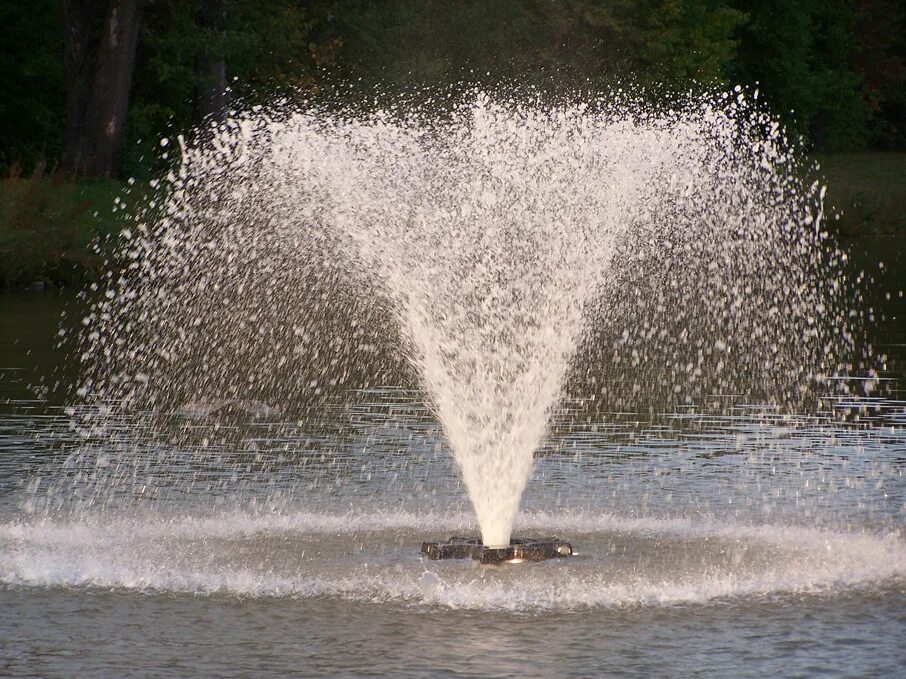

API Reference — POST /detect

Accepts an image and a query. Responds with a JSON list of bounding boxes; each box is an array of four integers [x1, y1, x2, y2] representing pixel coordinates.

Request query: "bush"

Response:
[[0, 165, 124, 288]]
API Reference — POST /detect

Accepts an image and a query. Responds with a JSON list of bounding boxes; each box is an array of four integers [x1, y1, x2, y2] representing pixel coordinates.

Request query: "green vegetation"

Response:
[[2, 152, 900, 292], [0, 170, 128, 288], [0, 1, 904, 288], [819, 153, 906, 236], [3, 1, 904, 180]]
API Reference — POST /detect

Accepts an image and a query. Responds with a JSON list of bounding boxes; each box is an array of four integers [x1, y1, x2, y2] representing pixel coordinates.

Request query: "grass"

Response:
[[0, 151, 904, 289], [816, 152, 906, 236], [0, 166, 130, 289]]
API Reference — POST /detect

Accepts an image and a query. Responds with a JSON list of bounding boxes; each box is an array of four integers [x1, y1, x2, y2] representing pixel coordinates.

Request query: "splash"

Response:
[[3, 509, 902, 610], [75, 89, 853, 546]]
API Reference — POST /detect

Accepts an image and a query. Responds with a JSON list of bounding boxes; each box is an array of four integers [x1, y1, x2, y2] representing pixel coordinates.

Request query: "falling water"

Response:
[[74, 89, 855, 547]]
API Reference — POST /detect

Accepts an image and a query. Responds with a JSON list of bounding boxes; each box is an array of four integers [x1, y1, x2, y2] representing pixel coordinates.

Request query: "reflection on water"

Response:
[[3, 388, 905, 528], [1, 382, 904, 616], [1, 382, 905, 675]]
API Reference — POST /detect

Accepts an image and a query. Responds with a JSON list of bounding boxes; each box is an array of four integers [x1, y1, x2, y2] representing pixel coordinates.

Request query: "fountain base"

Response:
[[421, 536, 573, 564]]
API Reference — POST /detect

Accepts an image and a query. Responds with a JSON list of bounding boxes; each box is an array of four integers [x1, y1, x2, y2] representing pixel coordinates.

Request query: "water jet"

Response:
[[73, 88, 853, 550]]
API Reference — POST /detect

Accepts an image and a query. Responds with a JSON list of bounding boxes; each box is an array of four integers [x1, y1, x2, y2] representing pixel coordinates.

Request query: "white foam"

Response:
[[2, 510, 902, 611], [0, 508, 473, 543]]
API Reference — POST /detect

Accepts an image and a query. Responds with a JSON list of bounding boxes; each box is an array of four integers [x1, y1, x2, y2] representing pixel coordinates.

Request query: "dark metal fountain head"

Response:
[[421, 536, 573, 565]]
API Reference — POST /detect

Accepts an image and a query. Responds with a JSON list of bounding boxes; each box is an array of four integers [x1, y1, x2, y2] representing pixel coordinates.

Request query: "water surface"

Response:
[[1, 236, 905, 677]]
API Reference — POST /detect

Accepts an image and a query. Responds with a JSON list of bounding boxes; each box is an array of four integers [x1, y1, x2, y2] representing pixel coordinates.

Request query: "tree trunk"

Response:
[[196, 0, 229, 123], [66, 0, 145, 177], [61, 0, 103, 172]]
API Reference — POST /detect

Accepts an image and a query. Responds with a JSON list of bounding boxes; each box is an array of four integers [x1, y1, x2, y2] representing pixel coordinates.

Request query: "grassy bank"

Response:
[[817, 152, 906, 236], [0, 169, 129, 289], [1, 152, 904, 290]]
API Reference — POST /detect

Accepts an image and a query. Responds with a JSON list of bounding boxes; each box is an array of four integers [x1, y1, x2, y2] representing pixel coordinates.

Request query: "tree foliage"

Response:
[[1, 0, 904, 176], [731, 0, 869, 150], [325, 0, 744, 93], [0, 3, 66, 171], [124, 0, 339, 176]]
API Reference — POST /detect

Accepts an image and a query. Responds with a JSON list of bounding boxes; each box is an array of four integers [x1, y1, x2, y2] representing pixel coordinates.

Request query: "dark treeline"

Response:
[[2, 0, 905, 178]]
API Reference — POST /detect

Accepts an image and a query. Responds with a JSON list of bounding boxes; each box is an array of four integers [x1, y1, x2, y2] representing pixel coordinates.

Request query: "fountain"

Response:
[[7, 86, 906, 678], [73, 88, 854, 551]]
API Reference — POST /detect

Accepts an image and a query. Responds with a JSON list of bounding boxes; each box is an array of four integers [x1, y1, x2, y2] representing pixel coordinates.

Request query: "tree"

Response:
[[195, 0, 229, 122], [118, 1, 338, 177], [855, 0, 906, 148], [0, 2, 65, 173], [63, 0, 148, 177], [729, 0, 870, 150], [323, 0, 744, 98]]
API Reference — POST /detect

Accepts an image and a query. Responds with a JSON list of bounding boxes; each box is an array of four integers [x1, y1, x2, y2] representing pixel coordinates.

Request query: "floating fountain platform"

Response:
[[421, 537, 573, 564]]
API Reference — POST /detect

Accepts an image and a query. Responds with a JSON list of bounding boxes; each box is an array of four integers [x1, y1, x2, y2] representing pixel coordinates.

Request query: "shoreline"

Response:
[[1, 152, 904, 291]]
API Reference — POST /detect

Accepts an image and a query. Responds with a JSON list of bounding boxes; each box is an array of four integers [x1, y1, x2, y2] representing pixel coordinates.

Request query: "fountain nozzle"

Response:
[[421, 537, 573, 564]]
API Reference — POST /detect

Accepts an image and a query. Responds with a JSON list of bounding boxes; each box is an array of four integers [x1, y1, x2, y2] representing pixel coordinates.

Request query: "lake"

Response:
[[1, 236, 905, 678]]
